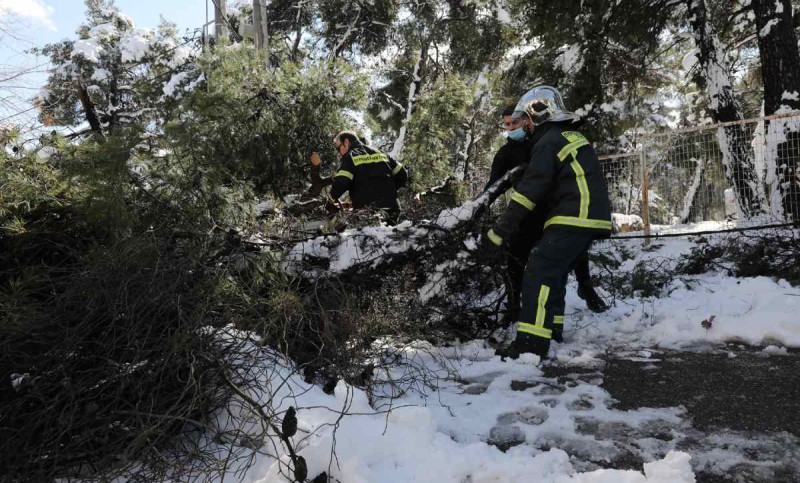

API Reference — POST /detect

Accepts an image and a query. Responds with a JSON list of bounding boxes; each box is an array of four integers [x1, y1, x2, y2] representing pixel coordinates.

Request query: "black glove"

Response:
[[325, 197, 340, 214], [480, 228, 507, 256]]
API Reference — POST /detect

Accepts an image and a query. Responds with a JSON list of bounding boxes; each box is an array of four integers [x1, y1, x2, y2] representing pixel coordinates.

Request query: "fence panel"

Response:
[[602, 112, 800, 238]]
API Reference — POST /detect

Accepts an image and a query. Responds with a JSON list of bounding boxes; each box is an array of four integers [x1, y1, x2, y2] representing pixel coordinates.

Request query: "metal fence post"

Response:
[[640, 148, 651, 246]]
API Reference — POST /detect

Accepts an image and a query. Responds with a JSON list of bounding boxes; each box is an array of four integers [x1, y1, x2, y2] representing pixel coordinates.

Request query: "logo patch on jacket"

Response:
[[352, 153, 389, 165], [562, 131, 587, 143]]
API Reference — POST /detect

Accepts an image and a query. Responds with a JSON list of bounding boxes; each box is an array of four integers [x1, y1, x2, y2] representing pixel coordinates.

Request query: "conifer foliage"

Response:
[[3, 0, 800, 480]]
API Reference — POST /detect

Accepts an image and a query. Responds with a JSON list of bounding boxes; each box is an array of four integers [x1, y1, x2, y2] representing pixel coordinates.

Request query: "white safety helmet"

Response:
[[512, 85, 579, 124]]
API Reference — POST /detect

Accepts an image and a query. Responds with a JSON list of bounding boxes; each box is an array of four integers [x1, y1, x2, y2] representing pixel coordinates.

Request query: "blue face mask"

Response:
[[506, 127, 526, 141]]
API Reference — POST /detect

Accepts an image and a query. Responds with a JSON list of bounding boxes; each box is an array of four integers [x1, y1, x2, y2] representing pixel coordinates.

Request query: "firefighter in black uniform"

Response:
[[487, 107, 608, 319], [329, 131, 408, 221], [484, 87, 612, 359]]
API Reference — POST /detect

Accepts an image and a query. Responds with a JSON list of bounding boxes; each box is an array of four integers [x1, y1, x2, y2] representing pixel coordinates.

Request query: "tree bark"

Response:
[[686, 0, 767, 218], [252, 0, 267, 52], [752, 0, 800, 221], [679, 157, 706, 224], [332, 5, 361, 59], [76, 80, 103, 136], [291, 2, 303, 61], [214, 0, 228, 40], [389, 40, 428, 161]]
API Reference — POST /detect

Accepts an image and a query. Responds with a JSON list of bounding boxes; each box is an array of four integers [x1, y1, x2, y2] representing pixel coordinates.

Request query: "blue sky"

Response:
[[0, 0, 209, 127], [12, 0, 208, 43]]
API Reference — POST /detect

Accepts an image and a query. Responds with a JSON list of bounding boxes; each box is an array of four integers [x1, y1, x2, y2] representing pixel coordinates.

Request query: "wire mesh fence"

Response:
[[600, 111, 800, 239]]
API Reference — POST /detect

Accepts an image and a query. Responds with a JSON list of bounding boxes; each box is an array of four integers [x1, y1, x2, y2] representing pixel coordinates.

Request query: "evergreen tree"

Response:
[[35, 0, 197, 138], [685, 0, 767, 218], [749, 0, 800, 220], [506, 0, 679, 145]]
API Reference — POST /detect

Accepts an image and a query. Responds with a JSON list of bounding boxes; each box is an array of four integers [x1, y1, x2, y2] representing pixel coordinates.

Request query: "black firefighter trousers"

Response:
[[516, 228, 597, 352]]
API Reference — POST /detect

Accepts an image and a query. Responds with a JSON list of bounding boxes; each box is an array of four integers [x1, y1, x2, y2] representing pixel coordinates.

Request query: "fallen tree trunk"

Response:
[[283, 166, 522, 279]]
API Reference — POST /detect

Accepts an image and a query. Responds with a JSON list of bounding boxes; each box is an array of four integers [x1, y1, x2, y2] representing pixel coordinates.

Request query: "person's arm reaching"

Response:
[[488, 140, 559, 244], [330, 154, 355, 201], [387, 154, 408, 189]]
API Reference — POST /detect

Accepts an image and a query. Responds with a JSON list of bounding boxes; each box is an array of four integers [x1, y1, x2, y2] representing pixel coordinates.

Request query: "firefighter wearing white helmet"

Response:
[[484, 85, 612, 360], [512, 85, 580, 124]]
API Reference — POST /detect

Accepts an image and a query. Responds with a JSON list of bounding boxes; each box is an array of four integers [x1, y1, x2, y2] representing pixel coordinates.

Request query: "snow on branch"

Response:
[[283, 166, 523, 279], [679, 156, 706, 224]]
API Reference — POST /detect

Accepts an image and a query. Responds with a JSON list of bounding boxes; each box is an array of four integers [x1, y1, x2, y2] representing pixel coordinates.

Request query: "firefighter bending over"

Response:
[[328, 131, 408, 222]]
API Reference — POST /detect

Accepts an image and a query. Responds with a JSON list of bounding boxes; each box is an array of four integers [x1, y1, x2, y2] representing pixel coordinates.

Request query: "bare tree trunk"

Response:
[[679, 157, 706, 224], [331, 6, 361, 59], [252, 0, 267, 51], [291, 2, 303, 61], [752, 0, 800, 221], [389, 41, 428, 161], [214, 0, 228, 40], [686, 0, 767, 219], [76, 80, 103, 137], [453, 121, 472, 182]]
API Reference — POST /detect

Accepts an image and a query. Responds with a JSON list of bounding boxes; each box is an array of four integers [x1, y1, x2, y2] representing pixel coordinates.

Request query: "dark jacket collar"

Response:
[[346, 140, 367, 155], [527, 120, 577, 145], [527, 122, 555, 145], [505, 137, 528, 147]]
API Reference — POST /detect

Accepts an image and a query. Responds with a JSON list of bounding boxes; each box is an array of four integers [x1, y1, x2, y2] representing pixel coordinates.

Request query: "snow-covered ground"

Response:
[[216, 236, 800, 482]]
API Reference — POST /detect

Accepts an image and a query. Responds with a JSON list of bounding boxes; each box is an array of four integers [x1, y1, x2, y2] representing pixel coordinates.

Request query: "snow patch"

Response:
[[72, 38, 104, 63], [762, 345, 789, 355], [682, 49, 698, 72], [162, 72, 190, 97], [120, 28, 154, 62], [91, 68, 109, 81], [759, 18, 780, 37], [495, 2, 512, 24], [555, 44, 584, 75]]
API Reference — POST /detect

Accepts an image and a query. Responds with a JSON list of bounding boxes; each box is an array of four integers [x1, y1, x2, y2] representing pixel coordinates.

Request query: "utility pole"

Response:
[[253, 0, 266, 49], [252, 0, 269, 54], [214, 0, 228, 41]]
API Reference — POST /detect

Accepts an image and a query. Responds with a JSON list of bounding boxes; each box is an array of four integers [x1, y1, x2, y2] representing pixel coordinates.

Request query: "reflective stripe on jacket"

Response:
[[495, 122, 612, 238]]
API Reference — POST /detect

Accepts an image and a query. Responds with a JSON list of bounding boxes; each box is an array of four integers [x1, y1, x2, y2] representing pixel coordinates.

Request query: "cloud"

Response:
[[0, 0, 56, 31]]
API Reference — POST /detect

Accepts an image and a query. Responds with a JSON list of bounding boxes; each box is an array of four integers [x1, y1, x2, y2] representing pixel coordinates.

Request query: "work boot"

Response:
[[495, 332, 550, 360], [577, 283, 609, 313], [499, 305, 519, 328]]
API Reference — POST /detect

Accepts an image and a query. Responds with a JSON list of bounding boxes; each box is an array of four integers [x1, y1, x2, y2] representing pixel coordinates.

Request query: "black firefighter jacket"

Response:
[[330, 143, 408, 211], [493, 122, 612, 242], [485, 137, 549, 238], [484, 137, 531, 191]]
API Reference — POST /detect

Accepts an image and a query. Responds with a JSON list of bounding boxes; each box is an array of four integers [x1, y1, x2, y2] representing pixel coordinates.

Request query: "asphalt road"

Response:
[[543, 344, 800, 483]]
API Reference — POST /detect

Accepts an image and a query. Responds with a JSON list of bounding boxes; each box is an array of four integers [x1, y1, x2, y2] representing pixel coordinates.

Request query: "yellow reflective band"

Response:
[[510, 189, 536, 211], [335, 170, 354, 180], [562, 131, 588, 144], [544, 216, 613, 231], [487, 229, 503, 246], [392, 162, 404, 175], [557, 140, 589, 161], [535, 284, 550, 327], [570, 159, 590, 218], [554, 315, 564, 325], [517, 322, 553, 339], [352, 153, 389, 165]]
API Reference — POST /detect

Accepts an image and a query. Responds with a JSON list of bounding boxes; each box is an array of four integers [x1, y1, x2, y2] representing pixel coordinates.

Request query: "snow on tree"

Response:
[[679, 157, 707, 223], [685, 0, 768, 219], [284, 166, 521, 279], [35, 0, 198, 137], [750, 0, 800, 221]]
